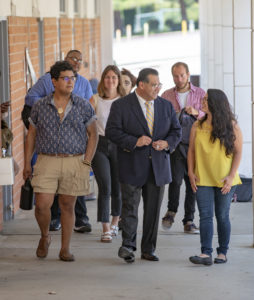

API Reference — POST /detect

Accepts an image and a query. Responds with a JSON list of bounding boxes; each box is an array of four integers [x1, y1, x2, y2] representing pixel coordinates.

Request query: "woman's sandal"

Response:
[[110, 225, 119, 237], [101, 231, 112, 243]]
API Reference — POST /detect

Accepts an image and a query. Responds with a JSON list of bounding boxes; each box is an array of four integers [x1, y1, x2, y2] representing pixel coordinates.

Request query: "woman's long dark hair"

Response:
[[199, 89, 236, 156]]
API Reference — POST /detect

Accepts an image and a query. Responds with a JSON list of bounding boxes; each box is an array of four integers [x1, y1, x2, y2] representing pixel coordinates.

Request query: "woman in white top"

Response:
[[90, 65, 126, 242]]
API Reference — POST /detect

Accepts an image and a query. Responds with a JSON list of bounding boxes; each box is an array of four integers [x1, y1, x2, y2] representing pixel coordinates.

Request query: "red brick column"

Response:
[[8, 16, 40, 214], [83, 18, 92, 78], [74, 18, 89, 79], [59, 18, 73, 58], [44, 18, 58, 71], [93, 18, 102, 79]]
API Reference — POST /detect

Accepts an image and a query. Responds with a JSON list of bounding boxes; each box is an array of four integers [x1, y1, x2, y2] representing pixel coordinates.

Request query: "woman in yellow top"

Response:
[[188, 89, 242, 265]]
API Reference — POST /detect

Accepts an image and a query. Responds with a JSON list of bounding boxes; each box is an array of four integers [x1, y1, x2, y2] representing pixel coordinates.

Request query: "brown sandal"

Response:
[[59, 252, 75, 262], [36, 235, 51, 258]]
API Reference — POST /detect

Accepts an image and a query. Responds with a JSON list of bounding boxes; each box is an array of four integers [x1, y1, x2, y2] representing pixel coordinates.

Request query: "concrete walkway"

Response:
[[0, 186, 253, 300]]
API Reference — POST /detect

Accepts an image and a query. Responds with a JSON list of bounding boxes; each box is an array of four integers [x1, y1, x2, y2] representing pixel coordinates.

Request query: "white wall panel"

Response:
[[208, 26, 214, 60], [223, 73, 234, 106], [0, 0, 11, 16], [214, 65, 223, 90], [207, 0, 214, 25], [12, 0, 32, 16], [235, 86, 252, 142], [222, 0, 233, 26], [234, 0, 251, 28], [38, 0, 59, 18], [208, 61, 215, 87], [213, 0, 222, 25], [222, 27, 233, 73], [214, 26, 223, 64], [239, 143, 252, 177], [234, 29, 251, 86]]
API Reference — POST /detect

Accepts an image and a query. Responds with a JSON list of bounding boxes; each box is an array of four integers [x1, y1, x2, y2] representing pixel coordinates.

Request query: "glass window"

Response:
[[74, 0, 79, 13], [60, 0, 66, 13]]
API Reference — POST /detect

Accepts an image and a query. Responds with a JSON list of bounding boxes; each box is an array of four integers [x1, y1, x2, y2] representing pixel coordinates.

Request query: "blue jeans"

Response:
[[196, 186, 236, 256]]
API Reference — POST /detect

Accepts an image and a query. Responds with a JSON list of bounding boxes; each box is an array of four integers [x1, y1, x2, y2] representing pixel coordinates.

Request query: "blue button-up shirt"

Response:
[[30, 93, 96, 154], [25, 72, 93, 107]]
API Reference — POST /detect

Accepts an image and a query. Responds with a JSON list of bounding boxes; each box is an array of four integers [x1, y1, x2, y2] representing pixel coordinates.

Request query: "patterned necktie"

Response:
[[145, 101, 154, 136]]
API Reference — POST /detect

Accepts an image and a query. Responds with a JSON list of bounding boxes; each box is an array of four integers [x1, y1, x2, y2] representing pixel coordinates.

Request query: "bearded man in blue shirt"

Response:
[[24, 50, 94, 233]]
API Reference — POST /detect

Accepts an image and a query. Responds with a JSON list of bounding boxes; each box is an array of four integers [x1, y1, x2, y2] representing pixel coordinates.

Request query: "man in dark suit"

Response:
[[105, 68, 182, 263]]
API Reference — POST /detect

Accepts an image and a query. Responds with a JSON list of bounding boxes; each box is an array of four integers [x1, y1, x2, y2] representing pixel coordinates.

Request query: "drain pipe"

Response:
[[252, 97, 254, 248], [252, 0, 254, 248]]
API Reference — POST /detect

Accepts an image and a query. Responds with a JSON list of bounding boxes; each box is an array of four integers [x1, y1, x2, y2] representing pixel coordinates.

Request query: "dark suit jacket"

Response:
[[105, 92, 182, 187]]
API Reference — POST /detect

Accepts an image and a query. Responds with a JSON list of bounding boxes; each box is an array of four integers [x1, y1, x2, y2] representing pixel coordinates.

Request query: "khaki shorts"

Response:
[[31, 155, 90, 196]]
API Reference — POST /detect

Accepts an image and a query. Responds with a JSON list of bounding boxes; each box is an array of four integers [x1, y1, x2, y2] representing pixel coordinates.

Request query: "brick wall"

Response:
[[8, 16, 40, 215], [82, 18, 101, 81], [1, 15, 102, 232], [59, 18, 73, 58], [93, 18, 101, 80], [44, 18, 58, 72], [83, 18, 92, 79], [74, 18, 89, 79]]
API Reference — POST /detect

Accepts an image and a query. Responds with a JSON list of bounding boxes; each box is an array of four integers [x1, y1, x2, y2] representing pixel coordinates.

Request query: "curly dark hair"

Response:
[[199, 89, 236, 156], [50, 61, 74, 80]]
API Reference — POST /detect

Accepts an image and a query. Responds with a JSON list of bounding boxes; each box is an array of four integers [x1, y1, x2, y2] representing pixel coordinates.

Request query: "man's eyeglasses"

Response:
[[59, 76, 76, 82], [67, 56, 83, 64], [146, 82, 163, 89]]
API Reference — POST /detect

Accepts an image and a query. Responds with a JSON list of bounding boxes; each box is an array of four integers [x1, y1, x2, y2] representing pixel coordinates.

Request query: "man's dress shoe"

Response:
[[141, 252, 159, 261], [118, 246, 135, 263]]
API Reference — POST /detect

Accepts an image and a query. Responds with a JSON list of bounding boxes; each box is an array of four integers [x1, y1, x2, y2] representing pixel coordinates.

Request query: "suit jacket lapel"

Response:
[[130, 93, 151, 135]]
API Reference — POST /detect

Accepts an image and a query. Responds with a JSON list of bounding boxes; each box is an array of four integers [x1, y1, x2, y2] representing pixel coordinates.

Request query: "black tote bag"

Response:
[[20, 179, 34, 210]]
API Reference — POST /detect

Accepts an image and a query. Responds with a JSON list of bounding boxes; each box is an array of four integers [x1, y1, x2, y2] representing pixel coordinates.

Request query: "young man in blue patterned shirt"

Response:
[[23, 61, 98, 261]]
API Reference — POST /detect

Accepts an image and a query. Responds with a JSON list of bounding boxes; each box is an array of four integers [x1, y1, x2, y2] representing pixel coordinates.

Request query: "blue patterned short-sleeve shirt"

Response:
[[30, 93, 96, 154]]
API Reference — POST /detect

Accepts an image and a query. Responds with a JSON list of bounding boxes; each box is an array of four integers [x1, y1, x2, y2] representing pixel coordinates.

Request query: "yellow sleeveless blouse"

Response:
[[194, 122, 241, 187]]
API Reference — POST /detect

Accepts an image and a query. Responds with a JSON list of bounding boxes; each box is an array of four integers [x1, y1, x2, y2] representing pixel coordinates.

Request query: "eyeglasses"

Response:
[[67, 57, 83, 64], [146, 82, 163, 89], [59, 76, 76, 82]]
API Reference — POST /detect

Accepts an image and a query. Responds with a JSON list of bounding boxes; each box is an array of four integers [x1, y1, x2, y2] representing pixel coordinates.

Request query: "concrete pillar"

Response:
[[200, 0, 252, 177], [200, 0, 254, 246], [98, 0, 113, 70]]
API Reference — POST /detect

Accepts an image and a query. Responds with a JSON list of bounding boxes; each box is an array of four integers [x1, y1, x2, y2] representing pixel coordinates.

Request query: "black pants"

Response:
[[167, 147, 196, 225], [121, 166, 164, 254], [51, 195, 89, 225], [92, 135, 121, 223]]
